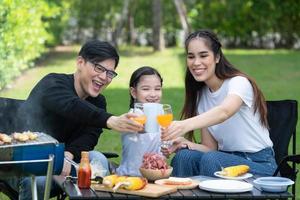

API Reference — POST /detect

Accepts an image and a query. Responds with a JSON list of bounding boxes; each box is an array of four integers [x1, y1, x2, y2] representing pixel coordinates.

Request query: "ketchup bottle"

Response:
[[77, 151, 91, 189]]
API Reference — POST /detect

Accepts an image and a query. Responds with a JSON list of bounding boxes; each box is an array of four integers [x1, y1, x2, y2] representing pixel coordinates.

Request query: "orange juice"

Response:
[[157, 114, 173, 127], [132, 115, 147, 125]]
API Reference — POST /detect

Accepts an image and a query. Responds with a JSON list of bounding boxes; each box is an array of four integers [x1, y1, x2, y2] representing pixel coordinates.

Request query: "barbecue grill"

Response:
[[0, 132, 64, 176]]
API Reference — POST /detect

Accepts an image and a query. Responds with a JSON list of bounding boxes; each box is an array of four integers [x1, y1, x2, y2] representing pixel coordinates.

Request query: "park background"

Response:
[[0, 0, 300, 199]]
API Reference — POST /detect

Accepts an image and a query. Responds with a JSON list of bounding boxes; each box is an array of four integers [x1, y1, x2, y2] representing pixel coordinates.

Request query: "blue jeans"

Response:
[[171, 147, 277, 177], [5, 150, 109, 200]]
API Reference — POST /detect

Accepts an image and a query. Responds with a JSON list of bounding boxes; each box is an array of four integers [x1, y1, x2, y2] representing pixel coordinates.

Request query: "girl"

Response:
[[116, 66, 163, 176], [161, 30, 277, 177]]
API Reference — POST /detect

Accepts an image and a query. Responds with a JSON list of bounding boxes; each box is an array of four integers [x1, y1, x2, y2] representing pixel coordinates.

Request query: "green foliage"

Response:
[[186, 0, 300, 48], [0, 0, 69, 90]]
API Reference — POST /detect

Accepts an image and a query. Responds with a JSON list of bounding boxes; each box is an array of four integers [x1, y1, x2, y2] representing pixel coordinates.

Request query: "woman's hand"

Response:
[[161, 137, 191, 157], [161, 120, 190, 141], [107, 113, 143, 133]]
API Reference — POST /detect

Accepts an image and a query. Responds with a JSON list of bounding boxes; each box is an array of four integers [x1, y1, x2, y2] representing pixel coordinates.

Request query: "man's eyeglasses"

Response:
[[90, 62, 118, 79]]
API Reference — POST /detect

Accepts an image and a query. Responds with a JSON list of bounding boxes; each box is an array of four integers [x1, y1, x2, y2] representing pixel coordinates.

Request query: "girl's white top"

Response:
[[116, 108, 161, 176], [197, 76, 273, 152]]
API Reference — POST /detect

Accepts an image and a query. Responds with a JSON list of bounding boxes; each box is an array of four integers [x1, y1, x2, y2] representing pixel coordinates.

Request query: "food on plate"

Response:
[[220, 165, 250, 177], [140, 153, 170, 172], [0, 133, 12, 144], [162, 177, 193, 185]]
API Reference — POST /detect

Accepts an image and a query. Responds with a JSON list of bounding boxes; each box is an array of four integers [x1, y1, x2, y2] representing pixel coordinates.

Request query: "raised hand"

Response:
[[107, 113, 143, 133]]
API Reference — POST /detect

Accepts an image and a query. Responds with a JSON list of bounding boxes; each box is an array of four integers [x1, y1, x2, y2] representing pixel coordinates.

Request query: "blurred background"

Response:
[[0, 0, 300, 198], [1, 0, 300, 89]]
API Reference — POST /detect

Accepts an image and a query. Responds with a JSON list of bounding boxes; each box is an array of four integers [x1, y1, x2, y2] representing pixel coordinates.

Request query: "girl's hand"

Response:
[[161, 120, 190, 141], [161, 137, 190, 157]]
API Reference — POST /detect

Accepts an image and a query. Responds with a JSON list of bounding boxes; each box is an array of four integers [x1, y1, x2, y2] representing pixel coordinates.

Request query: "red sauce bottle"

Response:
[[77, 151, 91, 189]]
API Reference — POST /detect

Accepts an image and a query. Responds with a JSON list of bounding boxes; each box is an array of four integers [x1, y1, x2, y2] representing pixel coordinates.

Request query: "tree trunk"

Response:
[[173, 0, 190, 40], [152, 0, 164, 51], [112, 0, 131, 48], [128, 9, 136, 45]]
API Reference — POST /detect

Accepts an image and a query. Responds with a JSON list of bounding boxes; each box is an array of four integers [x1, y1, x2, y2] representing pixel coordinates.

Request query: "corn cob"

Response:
[[102, 174, 119, 188], [221, 165, 250, 177], [122, 177, 147, 190], [113, 177, 147, 192]]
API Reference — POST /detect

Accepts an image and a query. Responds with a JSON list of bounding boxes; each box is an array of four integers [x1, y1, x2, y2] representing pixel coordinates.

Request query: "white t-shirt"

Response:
[[116, 110, 161, 176], [197, 76, 273, 152]]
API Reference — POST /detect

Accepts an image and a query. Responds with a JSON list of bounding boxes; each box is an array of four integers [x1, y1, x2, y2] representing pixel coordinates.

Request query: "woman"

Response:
[[161, 29, 277, 177]]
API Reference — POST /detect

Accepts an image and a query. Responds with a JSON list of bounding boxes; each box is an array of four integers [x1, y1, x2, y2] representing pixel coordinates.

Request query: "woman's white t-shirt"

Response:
[[197, 76, 273, 153]]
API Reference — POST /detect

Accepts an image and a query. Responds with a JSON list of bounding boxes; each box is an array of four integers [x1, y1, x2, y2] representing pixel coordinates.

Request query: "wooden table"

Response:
[[53, 175, 293, 199]]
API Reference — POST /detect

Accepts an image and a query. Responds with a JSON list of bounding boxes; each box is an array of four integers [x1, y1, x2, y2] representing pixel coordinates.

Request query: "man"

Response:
[[8, 40, 142, 199]]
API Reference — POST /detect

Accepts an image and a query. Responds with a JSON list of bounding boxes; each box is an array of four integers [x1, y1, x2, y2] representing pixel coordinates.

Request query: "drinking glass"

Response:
[[132, 103, 147, 125], [128, 103, 147, 141], [156, 104, 173, 148]]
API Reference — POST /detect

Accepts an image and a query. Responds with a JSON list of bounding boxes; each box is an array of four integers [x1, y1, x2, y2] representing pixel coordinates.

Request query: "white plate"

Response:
[[214, 171, 253, 180], [199, 180, 253, 193]]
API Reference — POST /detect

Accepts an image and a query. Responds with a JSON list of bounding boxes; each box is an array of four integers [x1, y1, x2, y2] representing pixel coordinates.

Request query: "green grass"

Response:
[[0, 46, 300, 199]]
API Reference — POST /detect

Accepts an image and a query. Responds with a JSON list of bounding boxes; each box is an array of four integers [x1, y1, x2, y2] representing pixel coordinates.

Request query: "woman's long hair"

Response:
[[182, 30, 268, 141], [129, 66, 163, 108]]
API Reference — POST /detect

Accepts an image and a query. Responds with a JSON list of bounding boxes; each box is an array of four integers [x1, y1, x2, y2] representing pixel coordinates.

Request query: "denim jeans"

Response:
[[4, 150, 109, 200], [171, 147, 277, 177]]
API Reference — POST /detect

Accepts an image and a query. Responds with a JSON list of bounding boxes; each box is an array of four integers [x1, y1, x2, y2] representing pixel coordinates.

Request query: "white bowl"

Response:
[[253, 177, 294, 193]]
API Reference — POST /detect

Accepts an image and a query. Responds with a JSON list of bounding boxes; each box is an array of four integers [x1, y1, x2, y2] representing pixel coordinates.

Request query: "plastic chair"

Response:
[[267, 100, 299, 200]]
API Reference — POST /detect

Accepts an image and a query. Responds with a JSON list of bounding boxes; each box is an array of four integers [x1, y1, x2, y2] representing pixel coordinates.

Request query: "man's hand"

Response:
[[107, 113, 143, 133], [61, 151, 74, 176]]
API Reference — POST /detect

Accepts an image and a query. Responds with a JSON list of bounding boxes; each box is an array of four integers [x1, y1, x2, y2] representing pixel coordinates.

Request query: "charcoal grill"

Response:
[[0, 132, 64, 200], [0, 132, 64, 176]]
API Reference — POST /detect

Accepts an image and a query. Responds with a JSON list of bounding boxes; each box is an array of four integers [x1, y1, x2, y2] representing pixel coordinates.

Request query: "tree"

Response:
[[152, 0, 165, 51], [112, 0, 131, 48], [174, 0, 190, 40]]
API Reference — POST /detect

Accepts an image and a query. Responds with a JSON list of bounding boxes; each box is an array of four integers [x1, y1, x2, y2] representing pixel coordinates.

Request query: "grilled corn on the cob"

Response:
[[103, 174, 118, 188], [122, 177, 147, 190], [221, 165, 250, 177]]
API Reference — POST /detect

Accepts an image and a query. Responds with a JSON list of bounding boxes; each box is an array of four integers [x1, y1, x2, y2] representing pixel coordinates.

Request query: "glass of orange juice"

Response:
[[129, 103, 147, 141], [133, 103, 147, 125], [157, 104, 173, 148]]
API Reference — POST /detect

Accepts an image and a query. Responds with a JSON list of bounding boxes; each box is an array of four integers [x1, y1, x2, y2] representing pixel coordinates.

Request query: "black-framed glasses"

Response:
[[90, 61, 118, 79]]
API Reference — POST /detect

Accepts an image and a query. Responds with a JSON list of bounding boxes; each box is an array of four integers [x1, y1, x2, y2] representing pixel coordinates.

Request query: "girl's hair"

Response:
[[182, 29, 268, 140], [129, 66, 163, 108]]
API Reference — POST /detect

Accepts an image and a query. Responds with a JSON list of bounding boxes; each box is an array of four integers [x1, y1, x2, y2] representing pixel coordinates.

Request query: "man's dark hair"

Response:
[[78, 40, 119, 68]]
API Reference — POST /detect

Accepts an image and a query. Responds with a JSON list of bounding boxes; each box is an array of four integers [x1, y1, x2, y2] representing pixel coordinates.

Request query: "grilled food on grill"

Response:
[[13, 133, 29, 142], [13, 131, 38, 142], [220, 165, 250, 177], [0, 133, 12, 144], [24, 131, 38, 140]]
